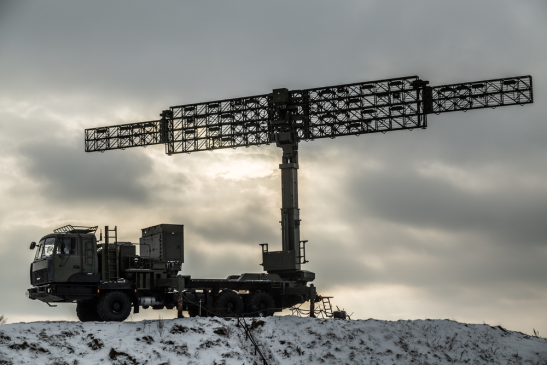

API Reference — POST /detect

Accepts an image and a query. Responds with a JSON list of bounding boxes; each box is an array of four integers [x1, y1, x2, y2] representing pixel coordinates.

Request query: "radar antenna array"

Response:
[[85, 75, 532, 155]]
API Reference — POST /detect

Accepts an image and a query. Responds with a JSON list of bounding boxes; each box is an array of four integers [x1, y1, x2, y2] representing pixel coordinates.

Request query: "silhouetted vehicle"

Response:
[[28, 224, 316, 321]]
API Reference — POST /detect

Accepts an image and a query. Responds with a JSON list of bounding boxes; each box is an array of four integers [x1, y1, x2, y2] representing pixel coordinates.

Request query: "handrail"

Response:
[[53, 225, 98, 234]]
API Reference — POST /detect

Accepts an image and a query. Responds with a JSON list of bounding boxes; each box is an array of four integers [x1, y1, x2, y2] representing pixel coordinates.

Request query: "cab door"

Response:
[[52, 236, 82, 282], [82, 238, 97, 274]]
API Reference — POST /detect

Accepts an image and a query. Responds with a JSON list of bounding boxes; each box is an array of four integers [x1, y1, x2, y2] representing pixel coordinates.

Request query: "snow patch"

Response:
[[0, 317, 545, 364]]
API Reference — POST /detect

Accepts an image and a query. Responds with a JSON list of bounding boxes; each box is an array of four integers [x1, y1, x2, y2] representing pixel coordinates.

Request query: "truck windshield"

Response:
[[36, 237, 56, 259], [34, 239, 45, 259]]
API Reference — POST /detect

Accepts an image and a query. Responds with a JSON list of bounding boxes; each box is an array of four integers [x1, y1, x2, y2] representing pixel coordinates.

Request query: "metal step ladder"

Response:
[[320, 296, 334, 318], [102, 226, 118, 282]]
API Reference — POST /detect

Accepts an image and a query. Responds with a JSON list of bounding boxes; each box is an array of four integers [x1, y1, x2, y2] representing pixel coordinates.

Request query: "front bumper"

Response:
[[29, 283, 99, 302], [28, 285, 64, 303]]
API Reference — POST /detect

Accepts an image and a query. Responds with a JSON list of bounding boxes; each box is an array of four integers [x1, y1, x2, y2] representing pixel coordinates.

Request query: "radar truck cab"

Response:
[[29, 226, 99, 303]]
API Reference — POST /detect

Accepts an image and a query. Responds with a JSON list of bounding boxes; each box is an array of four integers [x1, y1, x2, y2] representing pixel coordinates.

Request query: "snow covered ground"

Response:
[[0, 316, 545, 365]]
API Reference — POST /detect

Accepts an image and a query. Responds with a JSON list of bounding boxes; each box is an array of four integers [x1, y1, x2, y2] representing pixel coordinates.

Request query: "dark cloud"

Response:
[[343, 159, 547, 246], [17, 139, 154, 207], [1, 2, 543, 105]]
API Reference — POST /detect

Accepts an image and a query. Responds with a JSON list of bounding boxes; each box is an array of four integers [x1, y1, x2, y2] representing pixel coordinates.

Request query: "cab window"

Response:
[[56, 238, 77, 255], [42, 237, 56, 258]]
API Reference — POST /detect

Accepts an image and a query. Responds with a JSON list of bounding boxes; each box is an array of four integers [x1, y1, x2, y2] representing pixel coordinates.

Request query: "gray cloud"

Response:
[[344, 159, 547, 245], [17, 139, 154, 207]]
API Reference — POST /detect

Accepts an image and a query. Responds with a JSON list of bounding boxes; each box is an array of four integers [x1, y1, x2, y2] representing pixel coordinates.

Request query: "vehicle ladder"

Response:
[[320, 296, 334, 318], [102, 226, 118, 281]]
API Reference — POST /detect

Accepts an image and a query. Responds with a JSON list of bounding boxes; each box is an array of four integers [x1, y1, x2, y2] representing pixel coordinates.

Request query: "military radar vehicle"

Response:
[[28, 74, 532, 321], [28, 224, 316, 321]]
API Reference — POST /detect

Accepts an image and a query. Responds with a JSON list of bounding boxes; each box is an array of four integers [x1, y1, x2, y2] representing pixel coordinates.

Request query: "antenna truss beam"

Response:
[[167, 93, 273, 154], [291, 75, 426, 142], [431, 75, 533, 114], [85, 120, 165, 153]]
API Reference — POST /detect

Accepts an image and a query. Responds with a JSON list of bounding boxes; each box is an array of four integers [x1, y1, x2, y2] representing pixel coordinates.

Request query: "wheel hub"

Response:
[[111, 300, 123, 313]]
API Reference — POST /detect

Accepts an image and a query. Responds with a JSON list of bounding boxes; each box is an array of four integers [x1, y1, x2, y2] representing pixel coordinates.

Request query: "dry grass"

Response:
[[156, 315, 165, 337]]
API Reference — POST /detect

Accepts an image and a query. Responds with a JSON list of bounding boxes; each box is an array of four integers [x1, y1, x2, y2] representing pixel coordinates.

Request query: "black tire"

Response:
[[97, 291, 132, 322], [187, 303, 207, 317], [76, 300, 102, 322], [215, 290, 244, 317], [247, 291, 275, 317], [187, 305, 199, 317]]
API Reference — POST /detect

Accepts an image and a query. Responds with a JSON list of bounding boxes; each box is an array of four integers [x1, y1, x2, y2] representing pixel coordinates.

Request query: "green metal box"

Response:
[[140, 224, 184, 263], [262, 250, 297, 272]]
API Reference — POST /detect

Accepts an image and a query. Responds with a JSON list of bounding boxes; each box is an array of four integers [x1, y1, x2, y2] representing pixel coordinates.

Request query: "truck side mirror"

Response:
[[29, 242, 36, 250]]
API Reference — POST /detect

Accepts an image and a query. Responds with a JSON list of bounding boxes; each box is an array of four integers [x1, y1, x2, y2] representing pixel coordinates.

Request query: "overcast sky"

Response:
[[0, 1, 545, 335]]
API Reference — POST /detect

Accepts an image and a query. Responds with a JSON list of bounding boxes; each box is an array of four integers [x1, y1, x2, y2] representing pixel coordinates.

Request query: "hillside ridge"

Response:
[[0, 316, 546, 364]]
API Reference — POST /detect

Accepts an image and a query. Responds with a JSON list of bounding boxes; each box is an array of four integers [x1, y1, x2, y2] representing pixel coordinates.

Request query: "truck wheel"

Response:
[[247, 291, 275, 317], [215, 290, 244, 317], [188, 303, 207, 317], [97, 291, 131, 322], [76, 299, 102, 322], [187, 305, 199, 317]]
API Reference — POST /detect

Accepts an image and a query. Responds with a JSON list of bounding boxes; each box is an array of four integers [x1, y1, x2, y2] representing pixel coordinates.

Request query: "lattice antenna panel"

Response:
[[291, 75, 426, 142], [85, 120, 164, 152], [167, 93, 273, 154], [431, 75, 533, 114]]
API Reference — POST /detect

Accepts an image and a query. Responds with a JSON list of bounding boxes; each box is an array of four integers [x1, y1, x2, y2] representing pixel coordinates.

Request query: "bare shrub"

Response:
[[141, 335, 154, 345], [214, 327, 227, 336], [48, 358, 70, 365], [109, 348, 138, 365], [87, 338, 104, 350], [170, 324, 188, 334], [532, 328, 543, 338], [157, 315, 165, 337], [249, 319, 265, 331], [224, 325, 234, 338], [8, 341, 48, 353], [0, 315, 6, 325]]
